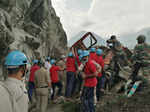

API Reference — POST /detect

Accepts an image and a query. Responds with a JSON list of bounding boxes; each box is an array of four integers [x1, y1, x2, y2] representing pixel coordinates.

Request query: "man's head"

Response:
[[96, 49, 103, 56], [50, 59, 56, 65], [5, 50, 28, 79], [68, 52, 73, 57], [82, 50, 90, 63], [90, 47, 96, 53], [39, 60, 45, 68], [107, 35, 117, 43], [77, 49, 82, 55], [110, 35, 116, 40], [60, 55, 66, 60], [79, 54, 83, 61], [33, 59, 38, 65], [137, 35, 146, 44]]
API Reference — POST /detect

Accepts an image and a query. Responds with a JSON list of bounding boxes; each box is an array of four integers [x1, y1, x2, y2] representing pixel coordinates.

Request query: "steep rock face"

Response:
[[0, 0, 67, 78]]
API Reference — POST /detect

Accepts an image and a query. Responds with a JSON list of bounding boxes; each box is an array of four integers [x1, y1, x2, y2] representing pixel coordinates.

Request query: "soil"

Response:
[[97, 85, 150, 112], [47, 103, 63, 112], [60, 83, 150, 112]]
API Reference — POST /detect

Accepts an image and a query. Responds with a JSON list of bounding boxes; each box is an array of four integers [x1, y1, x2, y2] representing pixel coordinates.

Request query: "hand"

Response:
[[78, 64, 84, 71], [82, 73, 86, 79], [94, 72, 98, 77], [48, 82, 51, 87]]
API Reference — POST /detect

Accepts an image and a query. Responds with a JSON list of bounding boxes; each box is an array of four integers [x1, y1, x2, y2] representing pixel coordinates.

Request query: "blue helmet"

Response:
[[5, 50, 28, 68], [90, 48, 96, 52], [33, 60, 38, 64], [50, 59, 56, 65], [96, 49, 103, 55], [78, 49, 82, 55], [83, 50, 90, 57], [68, 52, 73, 57]]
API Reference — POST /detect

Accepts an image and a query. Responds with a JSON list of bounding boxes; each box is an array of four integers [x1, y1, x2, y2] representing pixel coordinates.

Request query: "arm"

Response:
[[86, 72, 98, 78], [45, 71, 51, 87], [131, 45, 139, 62], [100, 58, 104, 69], [34, 72, 37, 86], [56, 66, 64, 71], [82, 72, 98, 79], [106, 39, 113, 43], [82, 62, 98, 79]]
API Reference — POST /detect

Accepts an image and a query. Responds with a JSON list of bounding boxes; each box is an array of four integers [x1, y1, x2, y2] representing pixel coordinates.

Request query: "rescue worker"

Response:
[[0, 50, 29, 112], [34, 61, 51, 112], [76, 49, 83, 66], [50, 59, 63, 101], [90, 47, 97, 61], [75, 49, 83, 94], [106, 35, 129, 77], [80, 50, 98, 112], [65, 52, 77, 100], [57, 55, 66, 82], [106, 35, 122, 52], [130, 35, 150, 82], [28, 59, 40, 102], [95, 49, 105, 101]]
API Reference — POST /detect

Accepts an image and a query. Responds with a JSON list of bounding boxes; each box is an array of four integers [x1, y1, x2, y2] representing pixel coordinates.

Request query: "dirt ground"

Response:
[[29, 102, 63, 112], [47, 103, 63, 112], [29, 85, 150, 112], [29, 70, 150, 112], [58, 81, 150, 112], [97, 85, 150, 112]]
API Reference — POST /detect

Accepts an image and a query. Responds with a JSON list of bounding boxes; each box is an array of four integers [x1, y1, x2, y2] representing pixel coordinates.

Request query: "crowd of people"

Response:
[[27, 46, 105, 112], [0, 34, 150, 112]]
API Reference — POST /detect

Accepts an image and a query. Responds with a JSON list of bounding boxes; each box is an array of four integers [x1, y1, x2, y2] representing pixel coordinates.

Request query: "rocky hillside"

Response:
[[0, 0, 67, 79]]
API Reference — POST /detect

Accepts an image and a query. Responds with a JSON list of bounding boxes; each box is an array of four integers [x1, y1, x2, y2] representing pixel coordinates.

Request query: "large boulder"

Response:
[[0, 0, 67, 78], [0, 9, 14, 61]]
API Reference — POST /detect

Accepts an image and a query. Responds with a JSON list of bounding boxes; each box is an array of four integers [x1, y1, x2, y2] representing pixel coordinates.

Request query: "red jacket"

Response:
[[66, 57, 76, 72], [90, 52, 97, 61], [50, 65, 60, 83], [29, 65, 40, 82], [95, 55, 104, 77], [84, 59, 97, 87]]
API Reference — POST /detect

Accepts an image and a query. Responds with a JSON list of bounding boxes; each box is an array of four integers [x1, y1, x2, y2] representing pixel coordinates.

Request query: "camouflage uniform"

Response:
[[107, 38, 129, 66], [131, 43, 150, 80], [105, 37, 130, 89], [107, 38, 129, 76], [107, 38, 123, 52]]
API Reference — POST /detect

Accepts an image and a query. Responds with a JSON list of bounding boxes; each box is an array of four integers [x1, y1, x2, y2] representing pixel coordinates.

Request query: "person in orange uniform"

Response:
[[65, 52, 77, 99], [95, 49, 105, 101], [81, 50, 98, 112], [28, 60, 40, 102], [50, 59, 63, 101]]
